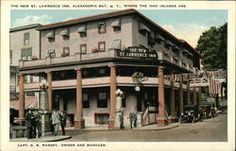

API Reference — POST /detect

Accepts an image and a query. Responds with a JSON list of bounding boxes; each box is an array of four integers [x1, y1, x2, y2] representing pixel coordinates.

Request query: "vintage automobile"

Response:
[[180, 105, 200, 123], [199, 100, 217, 119]]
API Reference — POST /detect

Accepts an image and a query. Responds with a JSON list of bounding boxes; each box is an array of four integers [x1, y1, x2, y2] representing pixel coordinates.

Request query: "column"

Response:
[[179, 74, 184, 114], [108, 65, 116, 129], [170, 74, 176, 122], [187, 74, 191, 105], [46, 71, 52, 111], [193, 86, 197, 105], [18, 73, 25, 125], [156, 65, 168, 126], [74, 68, 85, 129]]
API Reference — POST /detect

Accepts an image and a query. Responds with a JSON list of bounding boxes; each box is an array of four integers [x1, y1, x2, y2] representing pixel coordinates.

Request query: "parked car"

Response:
[[180, 105, 200, 123], [200, 100, 217, 119]]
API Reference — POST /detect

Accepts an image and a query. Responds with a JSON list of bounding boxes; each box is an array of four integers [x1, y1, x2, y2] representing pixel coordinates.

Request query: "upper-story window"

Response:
[[21, 48, 32, 60], [62, 47, 70, 57], [139, 22, 150, 36], [10, 50, 12, 64], [98, 21, 106, 34], [148, 32, 155, 47], [98, 42, 106, 51], [164, 40, 174, 49], [46, 30, 55, 42], [60, 29, 69, 40], [111, 39, 121, 50], [77, 24, 87, 37], [24, 32, 30, 46], [80, 44, 87, 54], [155, 33, 165, 43], [111, 18, 121, 32]]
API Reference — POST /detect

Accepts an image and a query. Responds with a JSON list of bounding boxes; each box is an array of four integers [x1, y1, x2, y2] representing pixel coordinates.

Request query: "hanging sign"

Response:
[[117, 46, 158, 59]]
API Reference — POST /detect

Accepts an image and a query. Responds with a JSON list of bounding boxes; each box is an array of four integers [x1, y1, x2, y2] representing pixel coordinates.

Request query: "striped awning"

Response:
[[46, 31, 54, 38], [77, 25, 87, 33], [139, 23, 151, 33], [111, 18, 121, 27], [60, 29, 69, 36]]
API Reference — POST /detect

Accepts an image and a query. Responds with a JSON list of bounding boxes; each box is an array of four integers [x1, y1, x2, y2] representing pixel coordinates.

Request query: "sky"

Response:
[[11, 9, 227, 48]]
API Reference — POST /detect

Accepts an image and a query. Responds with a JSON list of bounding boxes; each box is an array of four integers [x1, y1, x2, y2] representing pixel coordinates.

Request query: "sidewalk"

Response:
[[65, 122, 180, 131], [10, 135, 72, 142]]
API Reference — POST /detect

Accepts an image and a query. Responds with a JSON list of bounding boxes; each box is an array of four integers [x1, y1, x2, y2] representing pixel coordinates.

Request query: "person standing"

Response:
[[35, 110, 42, 138], [133, 111, 137, 128], [51, 109, 61, 136], [59, 111, 67, 135], [25, 109, 33, 139], [129, 112, 134, 128]]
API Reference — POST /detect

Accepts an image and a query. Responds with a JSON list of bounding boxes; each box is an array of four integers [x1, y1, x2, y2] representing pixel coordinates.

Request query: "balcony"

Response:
[[17, 76, 188, 92], [19, 50, 116, 68]]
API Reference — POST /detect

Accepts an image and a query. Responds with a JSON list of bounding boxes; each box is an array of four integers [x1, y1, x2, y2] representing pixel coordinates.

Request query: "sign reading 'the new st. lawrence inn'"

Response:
[[117, 47, 158, 59]]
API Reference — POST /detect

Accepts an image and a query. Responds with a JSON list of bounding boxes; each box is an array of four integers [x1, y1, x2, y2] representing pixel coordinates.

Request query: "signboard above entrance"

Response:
[[117, 46, 158, 59]]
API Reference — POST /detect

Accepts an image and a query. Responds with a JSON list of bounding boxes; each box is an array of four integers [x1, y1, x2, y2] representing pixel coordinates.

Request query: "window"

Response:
[[98, 42, 106, 51], [97, 92, 107, 108], [77, 25, 87, 37], [48, 49, 56, 58], [10, 50, 12, 64], [95, 113, 109, 124], [80, 44, 87, 54], [24, 33, 30, 45], [111, 18, 121, 32], [98, 21, 106, 34], [139, 22, 150, 36], [62, 47, 70, 57], [21, 48, 32, 60], [60, 29, 69, 40], [111, 39, 121, 50], [46, 31, 55, 42], [82, 93, 89, 108]]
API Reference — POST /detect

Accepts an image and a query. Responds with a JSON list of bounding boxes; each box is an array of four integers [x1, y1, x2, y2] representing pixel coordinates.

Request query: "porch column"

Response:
[[46, 71, 52, 111], [187, 74, 191, 105], [74, 68, 85, 129], [170, 74, 176, 121], [179, 74, 184, 114], [108, 65, 116, 129], [157, 65, 168, 126], [18, 73, 25, 124], [193, 86, 197, 105]]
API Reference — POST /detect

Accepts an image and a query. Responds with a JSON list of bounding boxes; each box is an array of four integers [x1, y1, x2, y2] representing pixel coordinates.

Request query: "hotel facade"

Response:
[[15, 9, 200, 129]]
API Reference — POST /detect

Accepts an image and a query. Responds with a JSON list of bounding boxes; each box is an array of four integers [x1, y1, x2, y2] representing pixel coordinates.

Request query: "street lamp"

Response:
[[39, 79, 49, 90], [39, 79, 49, 136]]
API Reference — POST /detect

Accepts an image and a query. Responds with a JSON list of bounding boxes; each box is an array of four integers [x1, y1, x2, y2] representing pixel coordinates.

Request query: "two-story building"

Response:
[[17, 9, 200, 129], [10, 24, 41, 114]]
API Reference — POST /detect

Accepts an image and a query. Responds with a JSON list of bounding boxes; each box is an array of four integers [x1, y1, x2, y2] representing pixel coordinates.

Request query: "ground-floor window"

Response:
[[97, 92, 108, 108], [94, 113, 109, 124], [82, 93, 89, 108]]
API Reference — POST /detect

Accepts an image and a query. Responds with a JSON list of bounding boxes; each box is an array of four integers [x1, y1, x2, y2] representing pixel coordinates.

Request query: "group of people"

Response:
[[118, 110, 137, 129], [25, 108, 42, 139], [51, 109, 67, 136], [25, 108, 67, 139]]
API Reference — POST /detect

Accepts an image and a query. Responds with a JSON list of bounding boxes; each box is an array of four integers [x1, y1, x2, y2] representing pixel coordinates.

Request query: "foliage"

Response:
[[196, 23, 227, 70]]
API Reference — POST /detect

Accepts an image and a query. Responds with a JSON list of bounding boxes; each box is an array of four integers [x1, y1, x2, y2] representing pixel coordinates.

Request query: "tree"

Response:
[[196, 23, 227, 70]]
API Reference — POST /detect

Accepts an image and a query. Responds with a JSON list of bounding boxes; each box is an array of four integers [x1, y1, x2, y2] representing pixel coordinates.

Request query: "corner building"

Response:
[[18, 9, 200, 129]]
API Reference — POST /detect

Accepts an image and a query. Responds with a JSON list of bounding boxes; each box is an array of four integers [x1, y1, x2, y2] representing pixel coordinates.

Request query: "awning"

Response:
[[60, 29, 69, 36], [155, 33, 165, 41], [111, 18, 121, 27], [97, 21, 105, 27], [139, 23, 151, 33], [111, 39, 121, 49], [10, 96, 38, 110], [165, 40, 174, 47], [77, 25, 87, 33], [46, 31, 54, 38]]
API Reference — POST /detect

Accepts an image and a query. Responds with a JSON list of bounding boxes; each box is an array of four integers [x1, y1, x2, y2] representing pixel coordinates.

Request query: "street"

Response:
[[64, 111, 227, 142]]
